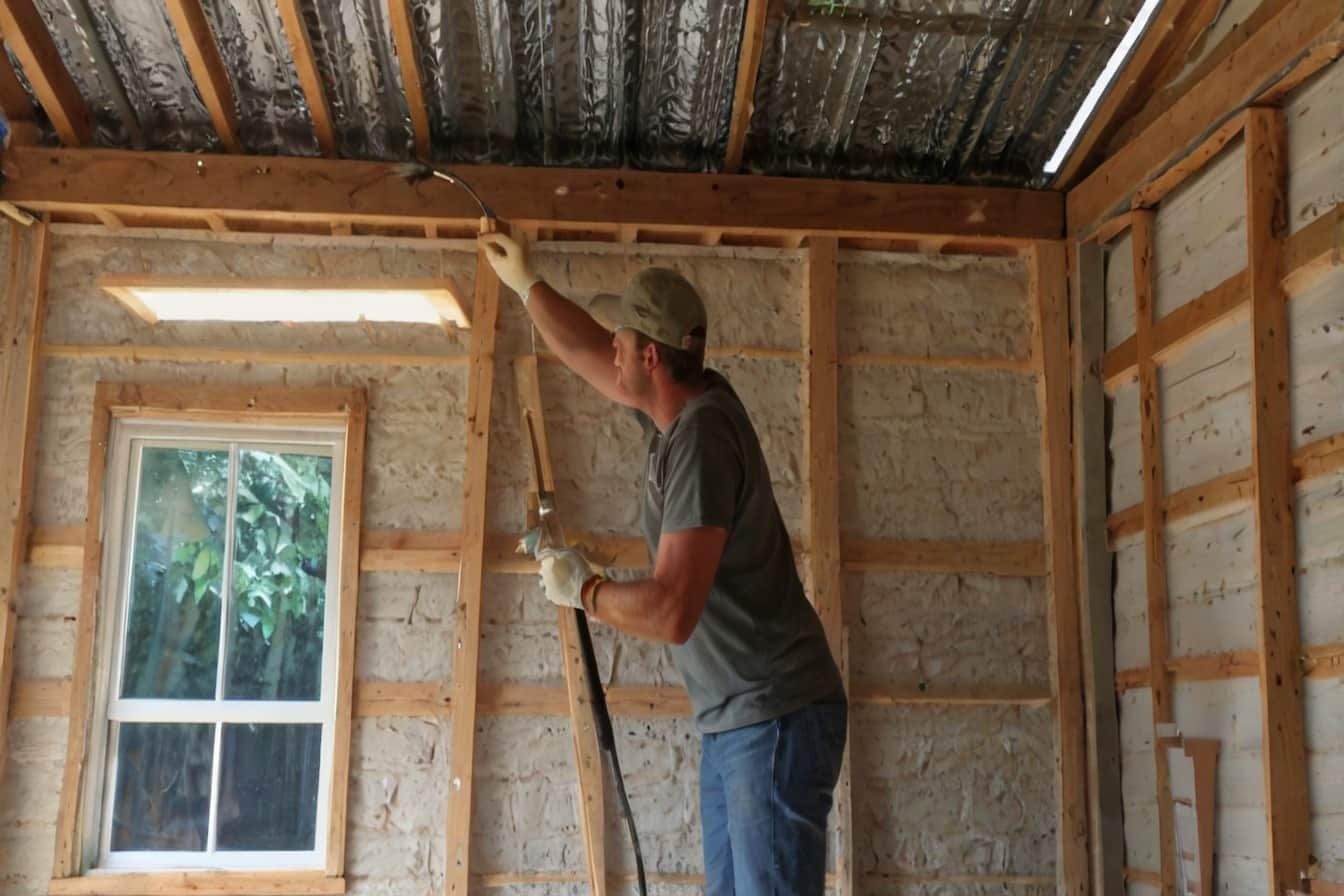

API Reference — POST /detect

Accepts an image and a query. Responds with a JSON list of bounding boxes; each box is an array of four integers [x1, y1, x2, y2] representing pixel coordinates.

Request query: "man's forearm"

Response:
[[585, 575, 690, 645]]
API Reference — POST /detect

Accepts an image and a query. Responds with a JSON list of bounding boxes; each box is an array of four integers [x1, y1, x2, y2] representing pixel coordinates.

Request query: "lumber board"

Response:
[[0, 220, 48, 799], [1067, 0, 1344, 238], [275, 0, 335, 155], [1131, 112, 1246, 212], [803, 235, 852, 896], [325, 390, 367, 875], [724, 0, 768, 171], [442, 239, 501, 896], [512, 354, 608, 896], [1107, 432, 1344, 544], [1030, 240, 1088, 896], [1132, 210, 1176, 896], [1071, 238, 1125, 896], [0, 147, 1064, 243], [840, 536, 1045, 577], [0, 38, 33, 121], [1117, 644, 1344, 692], [43, 343, 471, 368], [47, 872, 345, 895], [0, 0, 91, 145], [1245, 106, 1311, 896], [162, 0, 240, 151], [51, 386, 114, 877]]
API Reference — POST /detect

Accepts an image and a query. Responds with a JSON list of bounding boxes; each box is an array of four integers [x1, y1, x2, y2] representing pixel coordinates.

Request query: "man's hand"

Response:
[[537, 546, 601, 610], [479, 232, 542, 300]]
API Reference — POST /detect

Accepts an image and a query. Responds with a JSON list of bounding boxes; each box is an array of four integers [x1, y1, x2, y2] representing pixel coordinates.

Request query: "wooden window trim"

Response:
[[50, 383, 366, 889]]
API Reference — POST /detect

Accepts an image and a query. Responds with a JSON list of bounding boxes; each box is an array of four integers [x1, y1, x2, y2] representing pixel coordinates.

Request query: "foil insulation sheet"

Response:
[[80, 0, 217, 150], [748, 0, 1143, 184], [198, 0, 319, 156], [294, 0, 413, 160], [30, 0, 135, 146]]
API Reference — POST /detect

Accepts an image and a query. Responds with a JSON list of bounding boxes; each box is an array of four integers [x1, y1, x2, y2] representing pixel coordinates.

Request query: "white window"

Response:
[[83, 418, 346, 873]]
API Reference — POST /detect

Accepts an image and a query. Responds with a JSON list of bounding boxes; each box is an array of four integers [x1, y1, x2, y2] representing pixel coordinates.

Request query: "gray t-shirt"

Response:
[[638, 370, 842, 733]]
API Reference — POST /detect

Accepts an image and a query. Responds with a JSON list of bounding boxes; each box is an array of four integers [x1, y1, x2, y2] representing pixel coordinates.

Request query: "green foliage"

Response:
[[123, 446, 332, 701]]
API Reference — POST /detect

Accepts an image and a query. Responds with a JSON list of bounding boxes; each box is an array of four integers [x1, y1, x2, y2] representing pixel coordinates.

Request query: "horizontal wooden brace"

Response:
[[1115, 643, 1344, 692], [47, 871, 344, 895], [30, 526, 1046, 579], [13, 677, 1053, 720], [0, 147, 1063, 243], [1102, 202, 1341, 393], [1107, 432, 1344, 543]]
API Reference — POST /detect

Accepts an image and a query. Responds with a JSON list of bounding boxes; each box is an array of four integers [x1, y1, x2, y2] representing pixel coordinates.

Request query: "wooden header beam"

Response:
[[0, 0, 91, 145], [163, 0, 240, 152], [1067, 0, 1344, 238], [0, 147, 1063, 242]]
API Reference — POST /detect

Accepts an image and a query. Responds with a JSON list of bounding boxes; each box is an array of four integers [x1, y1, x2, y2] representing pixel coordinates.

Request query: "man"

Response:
[[480, 231, 846, 896]]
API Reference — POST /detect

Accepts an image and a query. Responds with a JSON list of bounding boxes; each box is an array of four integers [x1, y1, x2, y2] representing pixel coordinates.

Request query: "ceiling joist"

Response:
[[0, 0, 91, 145], [275, 0, 336, 156], [162, 0, 241, 152], [0, 147, 1064, 243], [723, 0, 768, 172]]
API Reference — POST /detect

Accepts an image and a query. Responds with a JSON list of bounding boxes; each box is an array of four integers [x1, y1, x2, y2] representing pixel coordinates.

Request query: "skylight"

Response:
[[97, 276, 470, 329], [1044, 0, 1165, 176]]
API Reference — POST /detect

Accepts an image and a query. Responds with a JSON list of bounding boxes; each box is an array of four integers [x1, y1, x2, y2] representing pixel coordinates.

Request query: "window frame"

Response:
[[51, 383, 366, 893]]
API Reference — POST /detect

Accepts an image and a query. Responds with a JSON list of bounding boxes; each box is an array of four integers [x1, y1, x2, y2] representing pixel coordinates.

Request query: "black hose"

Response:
[[573, 606, 648, 896]]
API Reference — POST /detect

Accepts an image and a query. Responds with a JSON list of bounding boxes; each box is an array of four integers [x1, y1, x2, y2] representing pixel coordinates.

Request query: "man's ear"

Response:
[[642, 340, 660, 371]]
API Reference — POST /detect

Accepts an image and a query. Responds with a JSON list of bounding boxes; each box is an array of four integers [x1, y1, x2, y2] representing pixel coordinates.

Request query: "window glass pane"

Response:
[[226, 450, 332, 700], [121, 447, 228, 699], [110, 722, 214, 851], [216, 723, 321, 851]]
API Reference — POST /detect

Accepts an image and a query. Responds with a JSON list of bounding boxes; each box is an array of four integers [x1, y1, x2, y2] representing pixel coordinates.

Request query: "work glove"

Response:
[[537, 546, 603, 610], [479, 232, 543, 302]]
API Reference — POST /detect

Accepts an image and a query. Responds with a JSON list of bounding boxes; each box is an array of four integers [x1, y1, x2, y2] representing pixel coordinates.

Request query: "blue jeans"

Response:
[[699, 691, 848, 896]]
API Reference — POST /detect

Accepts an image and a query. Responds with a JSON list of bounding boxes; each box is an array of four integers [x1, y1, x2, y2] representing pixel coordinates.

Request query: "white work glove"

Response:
[[537, 546, 601, 610], [479, 232, 543, 302]]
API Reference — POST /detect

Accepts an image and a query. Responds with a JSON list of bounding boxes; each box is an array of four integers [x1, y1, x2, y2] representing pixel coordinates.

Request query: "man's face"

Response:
[[612, 328, 652, 399]]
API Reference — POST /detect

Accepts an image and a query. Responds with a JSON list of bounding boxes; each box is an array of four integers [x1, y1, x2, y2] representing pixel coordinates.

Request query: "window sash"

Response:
[[89, 419, 345, 873]]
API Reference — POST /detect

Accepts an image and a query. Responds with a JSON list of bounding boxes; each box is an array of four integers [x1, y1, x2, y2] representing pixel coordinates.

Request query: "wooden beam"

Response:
[[1053, 0, 1225, 189], [1108, 432, 1344, 544], [513, 354, 608, 896], [1131, 210, 1177, 896], [1245, 106, 1312, 896], [803, 235, 852, 896], [275, 0, 336, 155], [0, 147, 1065, 243], [1067, 0, 1344, 237], [841, 536, 1046, 577], [324, 389, 366, 875], [442, 237, 501, 896], [43, 343, 472, 369], [1030, 241, 1089, 896], [0, 0, 91, 145], [47, 872, 345, 895], [1118, 644, 1344, 692], [1131, 113, 1247, 212], [162, 0, 241, 151], [1071, 238, 1125, 896], [723, 0, 768, 172], [387, 0, 430, 159], [0, 38, 34, 121], [0, 219, 49, 808]]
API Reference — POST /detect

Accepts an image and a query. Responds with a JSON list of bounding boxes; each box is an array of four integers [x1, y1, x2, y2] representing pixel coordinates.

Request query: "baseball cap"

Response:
[[589, 268, 707, 352]]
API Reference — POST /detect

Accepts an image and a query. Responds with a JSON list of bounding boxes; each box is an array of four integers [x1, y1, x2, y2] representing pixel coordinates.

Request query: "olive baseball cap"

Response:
[[589, 268, 707, 352]]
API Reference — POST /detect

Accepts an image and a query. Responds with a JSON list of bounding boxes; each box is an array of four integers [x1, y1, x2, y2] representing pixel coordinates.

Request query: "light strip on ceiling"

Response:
[[1044, 0, 1165, 176]]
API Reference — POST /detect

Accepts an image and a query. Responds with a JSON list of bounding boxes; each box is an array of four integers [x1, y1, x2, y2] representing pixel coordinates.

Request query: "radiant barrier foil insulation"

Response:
[[197, 0, 319, 156], [17, 0, 1145, 185], [748, 0, 1144, 185]]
